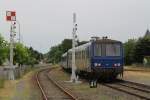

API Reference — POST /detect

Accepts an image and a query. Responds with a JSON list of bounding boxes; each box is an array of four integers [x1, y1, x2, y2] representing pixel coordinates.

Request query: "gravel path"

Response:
[[0, 70, 42, 100], [11, 71, 42, 100]]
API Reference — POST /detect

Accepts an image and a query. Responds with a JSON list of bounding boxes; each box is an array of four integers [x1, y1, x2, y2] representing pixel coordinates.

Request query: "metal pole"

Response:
[[9, 22, 15, 80], [16, 20, 21, 43], [71, 13, 77, 82]]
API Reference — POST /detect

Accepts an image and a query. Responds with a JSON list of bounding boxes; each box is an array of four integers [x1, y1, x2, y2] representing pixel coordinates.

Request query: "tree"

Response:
[[47, 45, 62, 63], [46, 38, 89, 63], [61, 39, 72, 53], [46, 39, 72, 63], [134, 37, 150, 63], [0, 33, 43, 66], [124, 39, 136, 65], [0, 34, 9, 65], [14, 43, 30, 65], [28, 47, 43, 64]]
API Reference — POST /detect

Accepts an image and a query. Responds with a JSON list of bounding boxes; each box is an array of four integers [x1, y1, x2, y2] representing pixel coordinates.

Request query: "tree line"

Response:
[[124, 35, 150, 65], [46, 39, 87, 63], [0, 33, 43, 66]]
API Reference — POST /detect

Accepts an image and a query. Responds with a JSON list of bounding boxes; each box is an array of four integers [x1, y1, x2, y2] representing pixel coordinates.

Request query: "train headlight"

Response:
[[98, 63, 101, 66], [114, 64, 117, 67], [94, 63, 98, 67], [117, 63, 121, 66]]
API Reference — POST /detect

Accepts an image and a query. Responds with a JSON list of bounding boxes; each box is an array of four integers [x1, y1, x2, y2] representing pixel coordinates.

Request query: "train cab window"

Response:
[[106, 43, 121, 56], [94, 44, 102, 56]]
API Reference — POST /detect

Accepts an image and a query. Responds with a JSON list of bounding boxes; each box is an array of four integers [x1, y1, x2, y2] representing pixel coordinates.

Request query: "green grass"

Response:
[[0, 78, 5, 88]]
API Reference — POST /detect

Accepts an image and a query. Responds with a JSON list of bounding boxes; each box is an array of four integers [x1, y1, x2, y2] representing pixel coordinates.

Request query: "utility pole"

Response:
[[71, 13, 77, 82]]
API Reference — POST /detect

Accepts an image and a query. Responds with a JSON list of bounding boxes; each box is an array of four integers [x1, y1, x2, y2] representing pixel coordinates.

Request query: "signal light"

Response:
[[94, 63, 97, 67], [113, 63, 121, 67], [98, 63, 101, 66]]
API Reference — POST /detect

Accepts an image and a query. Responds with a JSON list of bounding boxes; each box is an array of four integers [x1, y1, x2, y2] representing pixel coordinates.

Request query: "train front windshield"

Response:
[[94, 43, 121, 56]]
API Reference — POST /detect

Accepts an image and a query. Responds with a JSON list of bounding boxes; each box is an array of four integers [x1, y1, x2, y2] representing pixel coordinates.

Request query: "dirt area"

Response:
[[122, 70, 150, 86], [49, 66, 143, 100], [125, 66, 150, 72], [0, 69, 42, 100]]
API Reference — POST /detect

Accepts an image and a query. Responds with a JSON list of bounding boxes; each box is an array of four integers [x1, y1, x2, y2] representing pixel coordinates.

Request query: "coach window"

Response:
[[82, 50, 84, 59], [86, 47, 89, 59], [106, 43, 121, 56], [94, 44, 102, 56], [80, 51, 81, 60], [76, 51, 78, 59]]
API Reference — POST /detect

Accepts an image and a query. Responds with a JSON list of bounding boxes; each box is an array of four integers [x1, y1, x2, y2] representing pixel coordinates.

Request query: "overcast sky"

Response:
[[0, 0, 150, 53]]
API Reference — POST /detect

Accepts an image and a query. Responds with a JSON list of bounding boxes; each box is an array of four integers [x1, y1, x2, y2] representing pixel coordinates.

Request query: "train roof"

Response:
[[94, 38, 122, 43], [62, 38, 122, 55], [62, 52, 67, 57], [68, 42, 91, 52]]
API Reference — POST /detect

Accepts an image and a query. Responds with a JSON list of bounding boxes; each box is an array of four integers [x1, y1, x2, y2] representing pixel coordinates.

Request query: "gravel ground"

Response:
[[49, 66, 144, 100], [0, 69, 42, 100]]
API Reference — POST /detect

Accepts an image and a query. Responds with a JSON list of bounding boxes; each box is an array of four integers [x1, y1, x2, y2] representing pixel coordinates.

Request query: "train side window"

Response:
[[77, 51, 79, 59], [82, 50, 83, 59], [80, 51, 81, 59], [86, 47, 89, 59]]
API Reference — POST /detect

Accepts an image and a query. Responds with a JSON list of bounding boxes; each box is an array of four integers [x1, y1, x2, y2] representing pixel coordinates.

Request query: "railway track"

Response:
[[36, 68, 77, 100], [125, 69, 150, 72], [102, 79, 150, 100]]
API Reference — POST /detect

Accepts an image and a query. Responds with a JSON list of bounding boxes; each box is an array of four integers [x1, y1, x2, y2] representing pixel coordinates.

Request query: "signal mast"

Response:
[[71, 13, 78, 82]]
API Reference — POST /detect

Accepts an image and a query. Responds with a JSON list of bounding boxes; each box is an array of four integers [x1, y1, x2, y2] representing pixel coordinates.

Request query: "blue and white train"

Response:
[[61, 37, 124, 80]]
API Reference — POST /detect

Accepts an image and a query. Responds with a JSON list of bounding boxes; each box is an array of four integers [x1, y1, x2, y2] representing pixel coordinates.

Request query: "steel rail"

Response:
[[46, 73, 78, 100], [125, 69, 150, 72], [117, 83, 150, 93], [36, 68, 78, 100], [117, 79, 150, 89], [103, 83, 150, 100], [102, 80, 150, 100], [36, 69, 48, 100]]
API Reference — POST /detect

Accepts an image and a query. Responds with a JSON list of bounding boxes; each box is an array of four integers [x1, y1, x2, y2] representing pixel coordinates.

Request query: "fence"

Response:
[[0, 65, 32, 80]]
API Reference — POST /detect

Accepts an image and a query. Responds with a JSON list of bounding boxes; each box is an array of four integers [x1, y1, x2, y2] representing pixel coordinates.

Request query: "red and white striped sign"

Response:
[[6, 11, 16, 21]]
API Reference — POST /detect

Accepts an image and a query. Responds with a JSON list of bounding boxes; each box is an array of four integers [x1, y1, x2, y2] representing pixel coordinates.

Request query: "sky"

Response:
[[0, 0, 150, 53]]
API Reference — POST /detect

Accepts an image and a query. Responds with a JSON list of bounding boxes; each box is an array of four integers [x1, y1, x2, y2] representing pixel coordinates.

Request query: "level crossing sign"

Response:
[[6, 11, 16, 21]]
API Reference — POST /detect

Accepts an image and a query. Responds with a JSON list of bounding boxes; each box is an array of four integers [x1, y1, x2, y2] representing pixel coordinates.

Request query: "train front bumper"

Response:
[[91, 67, 123, 74]]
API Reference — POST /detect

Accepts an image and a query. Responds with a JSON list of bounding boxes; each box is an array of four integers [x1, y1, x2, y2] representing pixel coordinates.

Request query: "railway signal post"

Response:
[[71, 13, 78, 83], [6, 11, 16, 80]]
